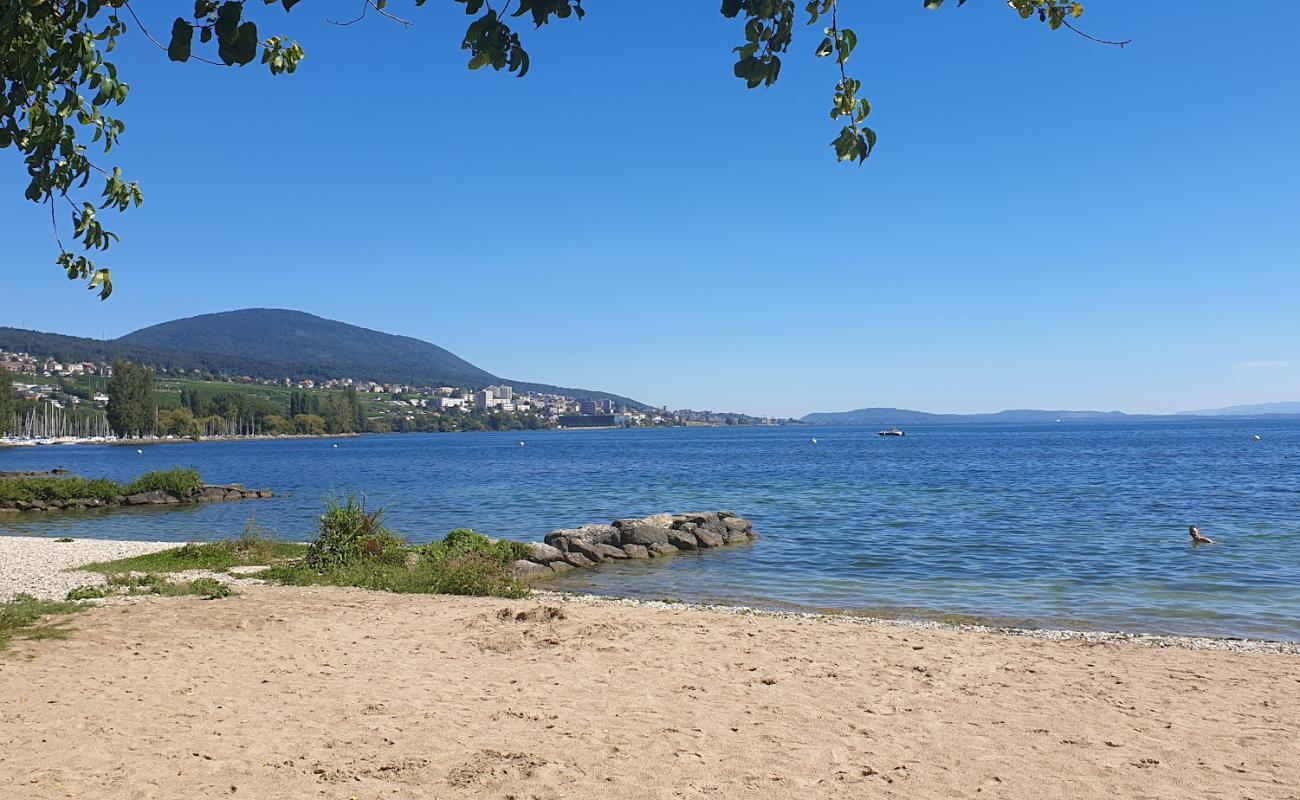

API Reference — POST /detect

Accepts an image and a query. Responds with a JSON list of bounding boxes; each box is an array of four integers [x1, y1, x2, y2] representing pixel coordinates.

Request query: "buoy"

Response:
[[519, 441, 526, 447], [332, 443, 339, 448], [811, 438, 818, 445], [136, 449, 143, 454], [1254, 435, 1262, 442]]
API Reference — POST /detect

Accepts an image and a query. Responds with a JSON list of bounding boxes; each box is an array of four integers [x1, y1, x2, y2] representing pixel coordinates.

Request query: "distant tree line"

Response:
[[98, 360, 369, 439], [0, 368, 15, 435]]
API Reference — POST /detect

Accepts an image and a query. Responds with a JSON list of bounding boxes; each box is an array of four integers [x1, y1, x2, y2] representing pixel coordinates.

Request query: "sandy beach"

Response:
[[2, 576, 1298, 799]]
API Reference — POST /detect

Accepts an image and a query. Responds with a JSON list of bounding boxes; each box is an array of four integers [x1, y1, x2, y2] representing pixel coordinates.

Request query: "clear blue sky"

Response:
[[3, 3, 1298, 418]]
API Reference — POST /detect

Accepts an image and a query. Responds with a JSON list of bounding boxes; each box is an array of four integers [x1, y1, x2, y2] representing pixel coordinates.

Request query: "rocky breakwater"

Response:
[[0, 483, 274, 513], [510, 511, 757, 579]]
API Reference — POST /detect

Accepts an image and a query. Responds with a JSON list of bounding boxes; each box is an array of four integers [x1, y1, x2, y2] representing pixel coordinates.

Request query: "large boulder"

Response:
[[590, 543, 630, 560], [723, 517, 752, 534], [548, 561, 575, 574], [200, 486, 229, 502], [545, 524, 620, 549], [693, 527, 725, 548], [622, 544, 650, 559], [722, 517, 755, 543], [620, 524, 671, 547], [511, 560, 551, 579], [673, 512, 719, 527], [125, 490, 169, 505], [667, 530, 699, 550], [648, 542, 679, 557], [563, 551, 596, 568], [524, 542, 565, 563], [567, 540, 608, 563]]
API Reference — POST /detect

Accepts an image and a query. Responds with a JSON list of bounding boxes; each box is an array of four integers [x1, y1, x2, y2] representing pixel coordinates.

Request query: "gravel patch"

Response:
[[0, 536, 180, 601]]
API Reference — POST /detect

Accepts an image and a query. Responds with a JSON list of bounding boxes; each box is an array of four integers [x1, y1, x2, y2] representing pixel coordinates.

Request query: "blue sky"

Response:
[[2, 3, 1298, 418]]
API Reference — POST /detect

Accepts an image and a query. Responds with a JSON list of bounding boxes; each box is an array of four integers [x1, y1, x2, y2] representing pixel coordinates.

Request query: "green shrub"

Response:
[[122, 466, 203, 498], [434, 528, 531, 563], [66, 585, 109, 601], [306, 494, 404, 569], [175, 577, 232, 599]]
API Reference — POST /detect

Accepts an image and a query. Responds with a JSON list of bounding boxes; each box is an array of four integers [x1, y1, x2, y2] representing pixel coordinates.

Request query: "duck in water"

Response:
[[1189, 525, 1214, 545]]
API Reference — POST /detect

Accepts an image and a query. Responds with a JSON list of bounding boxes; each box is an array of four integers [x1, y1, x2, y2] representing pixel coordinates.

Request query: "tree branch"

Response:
[[1061, 18, 1131, 48], [122, 1, 225, 66]]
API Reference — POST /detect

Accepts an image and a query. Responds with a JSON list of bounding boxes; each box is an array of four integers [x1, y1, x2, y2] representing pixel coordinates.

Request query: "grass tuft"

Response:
[[65, 585, 109, 601], [122, 466, 203, 498], [0, 596, 86, 651]]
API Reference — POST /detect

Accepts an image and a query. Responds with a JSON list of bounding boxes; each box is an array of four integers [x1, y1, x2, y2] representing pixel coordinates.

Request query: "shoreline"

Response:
[[2, 535, 1295, 652], [0, 432, 361, 449], [534, 590, 1300, 655]]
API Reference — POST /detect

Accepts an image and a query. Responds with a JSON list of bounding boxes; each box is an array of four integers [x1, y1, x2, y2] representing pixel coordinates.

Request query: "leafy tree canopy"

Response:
[[1, 1, 1121, 300]]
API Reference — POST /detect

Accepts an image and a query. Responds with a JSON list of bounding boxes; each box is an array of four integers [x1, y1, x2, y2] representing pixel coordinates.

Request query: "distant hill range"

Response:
[[1175, 402, 1300, 417], [801, 405, 1300, 425], [0, 308, 644, 407]]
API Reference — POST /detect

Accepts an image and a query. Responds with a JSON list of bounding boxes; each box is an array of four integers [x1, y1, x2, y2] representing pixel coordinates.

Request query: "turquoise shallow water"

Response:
[[3, 421, 1298, 640]]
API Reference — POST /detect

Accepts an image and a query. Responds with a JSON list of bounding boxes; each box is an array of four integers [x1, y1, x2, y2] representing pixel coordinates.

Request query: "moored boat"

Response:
[[878, 428, 905, 437]]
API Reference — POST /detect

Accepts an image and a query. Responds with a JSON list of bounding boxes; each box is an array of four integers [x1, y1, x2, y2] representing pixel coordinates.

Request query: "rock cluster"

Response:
[[510, 511, 757, 579], [0, 484, 273, 513]]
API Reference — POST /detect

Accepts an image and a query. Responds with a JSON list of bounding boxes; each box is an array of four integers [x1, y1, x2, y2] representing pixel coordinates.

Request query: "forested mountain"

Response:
[[1, 309, 642, 407]]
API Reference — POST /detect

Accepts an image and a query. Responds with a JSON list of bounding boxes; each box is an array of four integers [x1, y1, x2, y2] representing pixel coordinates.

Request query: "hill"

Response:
[[1, 309, 643, 407], [801, 407, 1136, 425], [119, 309, 498, 389], [1176, 402, 1300, 416]]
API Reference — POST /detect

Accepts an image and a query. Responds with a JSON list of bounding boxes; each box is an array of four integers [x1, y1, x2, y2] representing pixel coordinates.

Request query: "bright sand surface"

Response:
[[2, 586, 1298, 799]]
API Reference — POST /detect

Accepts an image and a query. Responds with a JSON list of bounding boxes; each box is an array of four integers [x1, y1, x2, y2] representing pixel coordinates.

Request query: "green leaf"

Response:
[[218, 20, 260, 66], [167, 19, 193, 62], [215, 1, 242, 42]]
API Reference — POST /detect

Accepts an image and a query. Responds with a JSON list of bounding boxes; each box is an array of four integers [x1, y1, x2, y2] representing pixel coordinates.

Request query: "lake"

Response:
[[3, 421, 1298, 640]]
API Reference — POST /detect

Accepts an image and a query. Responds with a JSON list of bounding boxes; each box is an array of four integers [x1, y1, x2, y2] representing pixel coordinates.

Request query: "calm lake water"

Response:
[[3, 421, 1299, 640]]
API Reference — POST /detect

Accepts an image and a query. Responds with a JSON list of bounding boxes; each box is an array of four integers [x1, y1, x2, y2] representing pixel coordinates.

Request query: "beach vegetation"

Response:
[[305, 494, 405, 569], [0, 475, 121, 505], [79, 518, 306, 574], [0, 466, 207, 505], [121, 466, 204, 498], [0, 595, 86, 652], [265, 501, 527, 598], [78, 573, 234, 600], [65, 585, 109, 601]]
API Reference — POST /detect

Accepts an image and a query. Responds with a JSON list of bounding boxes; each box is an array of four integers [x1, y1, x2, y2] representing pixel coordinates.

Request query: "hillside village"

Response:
[[1, 348, 786, 441]]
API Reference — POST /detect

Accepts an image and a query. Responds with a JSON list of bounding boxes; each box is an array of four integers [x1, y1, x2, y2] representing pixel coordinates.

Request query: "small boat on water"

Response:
[[878, 428, 905, 437]]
